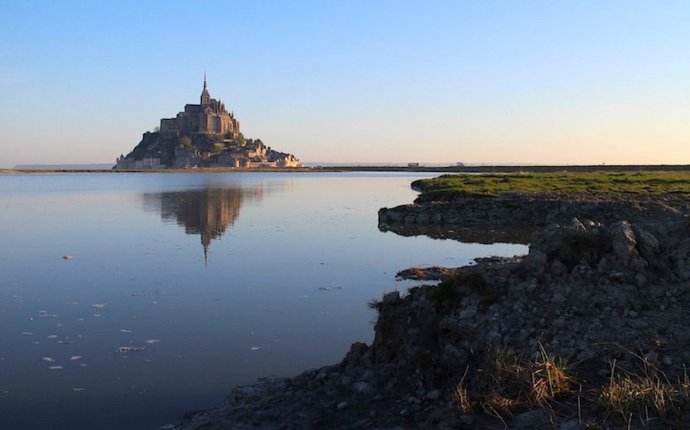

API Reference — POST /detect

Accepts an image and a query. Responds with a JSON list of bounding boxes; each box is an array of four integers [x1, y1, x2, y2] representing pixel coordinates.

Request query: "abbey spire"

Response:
[[200, 72, 211, 106]]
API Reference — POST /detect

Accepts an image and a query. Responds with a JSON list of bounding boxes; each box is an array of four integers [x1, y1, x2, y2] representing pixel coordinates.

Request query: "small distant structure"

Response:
[[407, 162, 420, 168], [456, 162, 465, 167]]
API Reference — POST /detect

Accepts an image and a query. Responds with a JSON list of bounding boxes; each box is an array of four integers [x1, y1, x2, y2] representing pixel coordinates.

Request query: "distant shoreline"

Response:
[[2, 164, 690, 174]]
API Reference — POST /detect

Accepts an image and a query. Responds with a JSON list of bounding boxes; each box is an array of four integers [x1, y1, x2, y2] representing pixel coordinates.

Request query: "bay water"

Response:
[[0, 172, 526, 429]]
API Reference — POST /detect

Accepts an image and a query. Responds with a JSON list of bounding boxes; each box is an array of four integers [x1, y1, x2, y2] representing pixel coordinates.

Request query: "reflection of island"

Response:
[[143, 186, 266, 261]]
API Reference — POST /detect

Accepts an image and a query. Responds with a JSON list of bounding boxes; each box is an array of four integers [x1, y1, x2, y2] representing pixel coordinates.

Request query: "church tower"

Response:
[[200, 73, 211, 106]]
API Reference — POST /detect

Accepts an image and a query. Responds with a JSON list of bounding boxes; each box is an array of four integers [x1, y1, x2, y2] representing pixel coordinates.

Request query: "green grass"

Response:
[[428, 273, 495, 307], [413, 171, 690, 197]]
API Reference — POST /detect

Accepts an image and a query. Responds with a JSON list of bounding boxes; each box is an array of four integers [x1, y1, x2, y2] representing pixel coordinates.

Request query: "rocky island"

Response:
[[172, 171, 690, 429], [115, 76, 301, 170]]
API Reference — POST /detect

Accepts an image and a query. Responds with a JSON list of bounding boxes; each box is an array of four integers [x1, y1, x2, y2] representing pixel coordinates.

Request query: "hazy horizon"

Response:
[[9, 160, 690, 170], [2, 1, 689, 168]]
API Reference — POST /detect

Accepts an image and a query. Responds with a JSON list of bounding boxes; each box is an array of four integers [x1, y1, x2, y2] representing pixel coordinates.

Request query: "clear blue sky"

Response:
[[1, 1, 689, 167]]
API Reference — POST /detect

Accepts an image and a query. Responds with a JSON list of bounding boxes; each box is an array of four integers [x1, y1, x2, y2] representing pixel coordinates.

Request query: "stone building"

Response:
[[159, 75, 240, 138], [115, 76, 301, 169]]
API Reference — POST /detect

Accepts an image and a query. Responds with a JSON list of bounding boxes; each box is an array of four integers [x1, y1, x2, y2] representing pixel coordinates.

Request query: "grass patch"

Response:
[[463, 272, 489, 292], [454, 345, 574, 417], [429, 273, 497, 306], [452, 345, 690, 426], [413, 171, 690, 197], [560, 229, 608, 265], [599, 358, 690, 425], [429, 278, 461, 305]]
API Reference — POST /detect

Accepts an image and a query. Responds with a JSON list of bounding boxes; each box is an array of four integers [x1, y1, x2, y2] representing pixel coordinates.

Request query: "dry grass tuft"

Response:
[[454, 366, 472, 413], [454, 345, 690, 426], [453, 344, 574, 417], [599, 358, 690, 424]]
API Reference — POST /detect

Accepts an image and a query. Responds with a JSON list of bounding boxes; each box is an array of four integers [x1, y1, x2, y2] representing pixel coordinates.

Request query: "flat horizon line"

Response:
[[11, 162, 690, 170]]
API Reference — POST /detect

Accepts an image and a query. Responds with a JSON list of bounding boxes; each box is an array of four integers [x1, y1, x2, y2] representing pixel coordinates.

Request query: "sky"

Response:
[[1, 1, 689, 167]]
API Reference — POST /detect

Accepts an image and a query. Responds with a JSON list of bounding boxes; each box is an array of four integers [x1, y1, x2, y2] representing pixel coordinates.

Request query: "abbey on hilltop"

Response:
[[115, 76, 301, 169]]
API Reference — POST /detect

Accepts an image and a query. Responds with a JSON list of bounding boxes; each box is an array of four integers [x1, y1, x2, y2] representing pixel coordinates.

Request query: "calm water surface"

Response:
[[0, 172, 526, 429]]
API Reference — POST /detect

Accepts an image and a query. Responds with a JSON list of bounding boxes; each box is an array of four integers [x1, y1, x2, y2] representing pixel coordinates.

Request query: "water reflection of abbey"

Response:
[[143, 186, 266, 261]]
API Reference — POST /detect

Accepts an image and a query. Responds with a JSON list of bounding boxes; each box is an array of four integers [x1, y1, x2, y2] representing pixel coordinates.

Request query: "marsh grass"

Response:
[[598, 358, 690, 425], [428, 273, 496, 306], [453, 347, 690, 426], [415, 171, 690, 197], [429, 278, 461, 305], [454, 345, 574, 417]]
